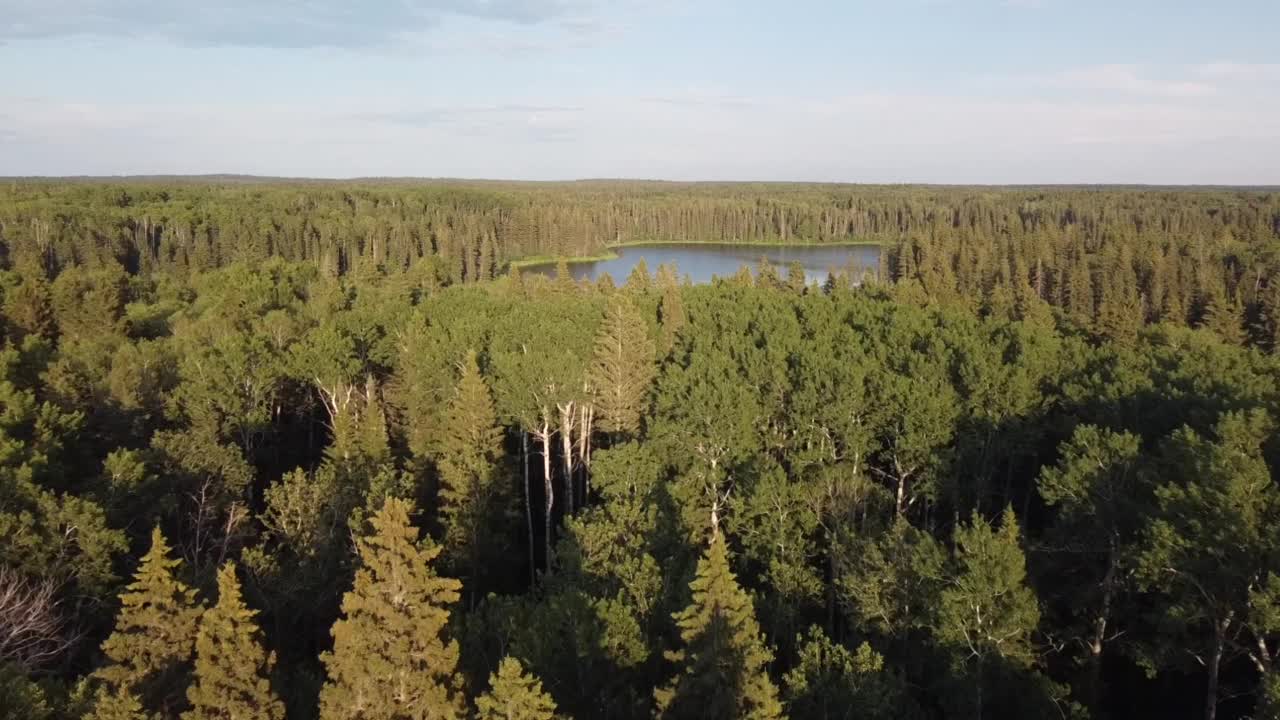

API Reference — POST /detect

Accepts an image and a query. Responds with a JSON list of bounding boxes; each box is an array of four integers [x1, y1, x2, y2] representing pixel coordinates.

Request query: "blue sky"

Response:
[[1, 0, 1278, 183]]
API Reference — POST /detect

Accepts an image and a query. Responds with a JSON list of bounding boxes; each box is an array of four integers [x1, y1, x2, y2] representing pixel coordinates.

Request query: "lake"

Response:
[[520, 243, 881, 285]]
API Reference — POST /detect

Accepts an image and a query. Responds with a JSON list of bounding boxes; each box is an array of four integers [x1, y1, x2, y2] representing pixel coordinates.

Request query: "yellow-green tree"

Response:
[[319, 497, 466, 720], [588, 296, 655, 438], [183, 562, 284, 720], [654, 532, 785, 720], [474, 657, 559, 720], [91, 527, 202, 719]]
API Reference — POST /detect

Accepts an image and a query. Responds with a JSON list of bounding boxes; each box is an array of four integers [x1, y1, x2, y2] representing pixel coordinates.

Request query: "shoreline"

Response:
[[507, 238, 882, 270]]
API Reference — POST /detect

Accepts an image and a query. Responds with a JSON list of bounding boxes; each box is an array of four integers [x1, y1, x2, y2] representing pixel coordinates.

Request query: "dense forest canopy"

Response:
[[1, 180, 1280, 720]]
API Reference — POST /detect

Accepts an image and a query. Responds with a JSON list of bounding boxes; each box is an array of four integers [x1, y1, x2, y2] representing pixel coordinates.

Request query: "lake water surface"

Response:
[[521, 243, 881, 285]]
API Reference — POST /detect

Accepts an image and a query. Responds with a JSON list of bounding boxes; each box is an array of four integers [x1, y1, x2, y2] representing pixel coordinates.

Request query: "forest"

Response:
[[1, 180, 1280, 720]]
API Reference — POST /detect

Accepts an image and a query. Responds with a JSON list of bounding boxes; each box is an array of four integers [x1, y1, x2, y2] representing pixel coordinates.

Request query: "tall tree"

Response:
[[183, 562, 285, 720], [588, 296, 655, 438], [1136, 411, 1280, 720], [92, 527, 203, 719], [319, 497, 466, 720], [654, 531, 785, 720], [436, 349, 507, 602], [1037, 425, 1147, 711], [936, 508, 1040, 720]]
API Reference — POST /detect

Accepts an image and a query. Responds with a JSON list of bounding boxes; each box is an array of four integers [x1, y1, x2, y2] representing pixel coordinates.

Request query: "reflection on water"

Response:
[[520, 243, 881, 285]]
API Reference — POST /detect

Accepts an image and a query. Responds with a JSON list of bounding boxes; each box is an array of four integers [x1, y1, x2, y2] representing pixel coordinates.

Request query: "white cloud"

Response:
[[4, 79, 1277, 183], [1049, 64, 1216, 98]]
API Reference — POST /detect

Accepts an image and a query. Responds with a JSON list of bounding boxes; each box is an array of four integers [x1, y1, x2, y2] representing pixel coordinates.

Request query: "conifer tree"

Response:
[[1200, 291, 1247, 346], [92, 527, 203, 718], [658, 270, 685, 355], [183, 562, 284, 720], [937, 508, 1040, 719], [625, 258, 651, 292], [588, 297, 655, 438], [756, 256, 781, 290], [474, 657, 559, 720], [87, 687, 145, 720], [654, 531, 785, 720], [554, 258, 573, 291], [319, 497, 466, 720], [437, 349, 506, 599], [786, 262, 807, 294]]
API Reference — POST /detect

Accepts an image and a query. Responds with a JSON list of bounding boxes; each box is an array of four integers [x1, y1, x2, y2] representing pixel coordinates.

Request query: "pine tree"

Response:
[[588, 297, 655, 438], [554, 258, 574, 291], [319, 497, 466, 720], [654, 532, 785, 720], [658, 271, 685, 355], [625, 258, 651, 292], [437, 349, 506, 598], [183, 562, 284, 720], [92, 527, 203, 718], [1200, 291, 1247, 346], [756, 256, 781, 290], [474, 657, 559, 720], [87, 687, 145, 720], [786, 262, 807, 294], [937, 508, 1040, 719]]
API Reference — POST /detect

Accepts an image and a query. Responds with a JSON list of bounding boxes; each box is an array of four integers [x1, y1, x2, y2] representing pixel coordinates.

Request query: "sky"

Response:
[[1, 0, 1278, 183]]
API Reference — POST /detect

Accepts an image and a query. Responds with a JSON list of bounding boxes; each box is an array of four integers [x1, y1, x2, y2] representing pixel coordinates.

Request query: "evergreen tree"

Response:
[[658, 271, 685, 355], [436, 349, 506, 600], [87, 687, 145, 720], [183, 562, 284, 720], [554, 258, 573, 291], [786, 262, 807, 294], [937, 508, 1040, 720], [782, 627, 909, 720], [588, 297, 655, 438], [625, 258, 651, 292], [319, 497, 466, 720], [92, 527, 203, 718], [756, 257, 781, 290], [474, 657, 559, 720], [654, 531, 785, 720], [1200, 291, 1247, 346], [1136, 411, 1280, 720]]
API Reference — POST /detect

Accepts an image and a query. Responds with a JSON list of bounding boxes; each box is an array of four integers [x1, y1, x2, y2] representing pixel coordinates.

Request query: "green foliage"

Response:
[[654, 532, 784, 720], [2, 182, 1280, 720], [938, 508, 1040, 668], [588, 296, 656, 437], [436, 349, 509, 597], [782, 627, 912, 720], [319, 497, 466, 720], [183, 562, 284, 720], [474, 657, 560, 720], [93, 527, 203, 718]]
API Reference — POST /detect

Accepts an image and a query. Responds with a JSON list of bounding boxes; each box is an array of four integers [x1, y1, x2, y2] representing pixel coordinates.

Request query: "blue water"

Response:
[[521, 243, 880, 285]]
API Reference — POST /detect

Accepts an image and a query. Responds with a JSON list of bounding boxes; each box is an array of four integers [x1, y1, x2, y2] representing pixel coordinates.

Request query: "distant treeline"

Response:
[[2, 181, 1278, 346]]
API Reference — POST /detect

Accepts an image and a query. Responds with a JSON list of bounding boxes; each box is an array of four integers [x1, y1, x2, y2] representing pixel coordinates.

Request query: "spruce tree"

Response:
[[658, 271, 685, 355], [786, 262, 807, 294], [437, 349, 506, 598], [183, 562, 284, 720], [87, 687, 145, 720], [654, 532, 785, 720], [588, 297, 655, 438], [937, 508, 1040, 719], [92, 527, 203, 718], [319, 497, 466, 720], [474, 657, 559, 720], [554, 258, 574, 291], [625, 258, 651, 292]]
